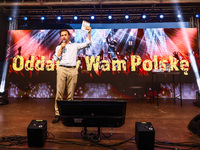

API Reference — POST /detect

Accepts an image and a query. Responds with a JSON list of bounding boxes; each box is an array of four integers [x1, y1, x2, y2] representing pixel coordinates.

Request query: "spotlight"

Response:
[[40, 16, 46, 21], [0, 90, 8, 105], [24, 16, 28, 21], [177, 14, 182, 19], [90, 15, 95, 20], [125, 14, 129, 19], [142, 14, 147, 19], [196, 14, 200, 18], [74, 15, 78, 20], [8, 17, 12, 21], [108, 15, 112, 20], [159, 14, 164, 19], [57, 16, 62, 21]]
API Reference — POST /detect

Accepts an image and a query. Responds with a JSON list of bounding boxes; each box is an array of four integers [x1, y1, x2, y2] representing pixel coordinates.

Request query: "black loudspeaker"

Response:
[[27, 120, 47, 147], [0, 90, 8, 105], [135, 122, 155, 150], [188, 114, 200, 137]]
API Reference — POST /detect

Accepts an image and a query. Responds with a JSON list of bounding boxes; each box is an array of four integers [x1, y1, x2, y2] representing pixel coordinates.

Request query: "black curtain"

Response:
[[0, 11, 9, 62]]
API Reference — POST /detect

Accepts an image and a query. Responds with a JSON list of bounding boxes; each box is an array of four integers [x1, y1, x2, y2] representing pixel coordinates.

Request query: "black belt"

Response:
[[59, 65, 76, 68]]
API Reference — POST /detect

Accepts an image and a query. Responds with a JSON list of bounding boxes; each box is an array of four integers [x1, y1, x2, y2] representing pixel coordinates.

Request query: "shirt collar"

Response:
[[61, 41, 71, 46]]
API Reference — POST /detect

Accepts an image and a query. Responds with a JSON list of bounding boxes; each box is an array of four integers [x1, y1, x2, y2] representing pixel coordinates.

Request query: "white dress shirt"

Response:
[[53, 38, 91, 66]]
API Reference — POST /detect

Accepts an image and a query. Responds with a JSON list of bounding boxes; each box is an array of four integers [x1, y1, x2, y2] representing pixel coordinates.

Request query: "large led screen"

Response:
[[6, 28, 199, 99]]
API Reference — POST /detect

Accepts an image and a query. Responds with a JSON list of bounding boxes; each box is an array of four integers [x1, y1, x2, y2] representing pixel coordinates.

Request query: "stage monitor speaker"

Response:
[[135, 122, 155, 150], [27, 120, 47, 147], [187, 114, 200, 137]]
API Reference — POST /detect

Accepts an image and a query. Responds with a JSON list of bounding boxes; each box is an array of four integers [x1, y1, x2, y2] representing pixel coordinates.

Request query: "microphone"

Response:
[[62, 40, 66, 53]]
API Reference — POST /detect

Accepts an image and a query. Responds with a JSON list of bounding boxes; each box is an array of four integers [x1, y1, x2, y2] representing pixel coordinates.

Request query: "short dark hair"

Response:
[[60, 29, 71, 37]]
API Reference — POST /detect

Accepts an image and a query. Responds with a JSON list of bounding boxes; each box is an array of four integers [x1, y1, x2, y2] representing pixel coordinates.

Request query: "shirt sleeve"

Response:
[[53, 46, 62, 62], [77, 38, 91, 50]]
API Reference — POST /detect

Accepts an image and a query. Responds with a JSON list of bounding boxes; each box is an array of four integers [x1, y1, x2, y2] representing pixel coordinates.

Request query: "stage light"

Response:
[[125, 14, 129, 19], [108, 15, 112, 20], [57, 16, 62, 21], [24, 16, 28, 21], [177, 14, 182, 18], [0, 90, 9, 105], [8, 17, 12, 21], [142, 14, 147, 19], [91, 15, 95, 20], [196, 14, 200, 18], [40, 16, 46, 21], [159, 14, 164, 19], [0, 61, 9, 105], [74, 15, 78, 20], [0, 90, 8, 105]]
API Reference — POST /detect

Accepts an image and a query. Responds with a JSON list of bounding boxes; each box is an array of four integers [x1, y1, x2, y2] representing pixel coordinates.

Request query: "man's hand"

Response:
[[86, 26, 91, 41], [173, 51, 179, 60], [61, 42, 66, 49], [86, 26, 91, 33]]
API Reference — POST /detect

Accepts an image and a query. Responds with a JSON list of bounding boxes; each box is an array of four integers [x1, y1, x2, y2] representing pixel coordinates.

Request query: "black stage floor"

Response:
[[0, 98, 200, 150]]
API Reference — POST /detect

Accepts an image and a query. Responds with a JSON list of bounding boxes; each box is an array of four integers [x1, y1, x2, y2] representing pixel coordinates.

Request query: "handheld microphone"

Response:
[[62, 40, 66, 53]]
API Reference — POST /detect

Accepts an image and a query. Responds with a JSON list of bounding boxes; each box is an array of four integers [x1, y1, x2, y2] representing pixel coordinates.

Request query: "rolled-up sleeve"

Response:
[[77, 38, 91, 50], [53, 46, 62, 62]]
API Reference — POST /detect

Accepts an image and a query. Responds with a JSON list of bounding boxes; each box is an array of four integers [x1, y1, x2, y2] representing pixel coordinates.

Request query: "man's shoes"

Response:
[[52, 115, 60, 123]]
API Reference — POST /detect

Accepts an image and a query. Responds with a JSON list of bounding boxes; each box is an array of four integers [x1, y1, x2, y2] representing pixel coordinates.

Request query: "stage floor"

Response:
[[0, 98, 200, 150]]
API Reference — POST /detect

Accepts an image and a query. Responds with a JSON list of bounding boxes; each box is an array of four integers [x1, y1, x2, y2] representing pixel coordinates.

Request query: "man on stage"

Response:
[[52, 27, 91, 123]]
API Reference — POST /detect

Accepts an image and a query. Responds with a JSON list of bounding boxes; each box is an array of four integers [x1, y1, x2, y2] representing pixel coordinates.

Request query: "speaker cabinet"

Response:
[[27, 120, 47, 147], [188, 114, 200, 137], [135, 122, 155, 150]]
